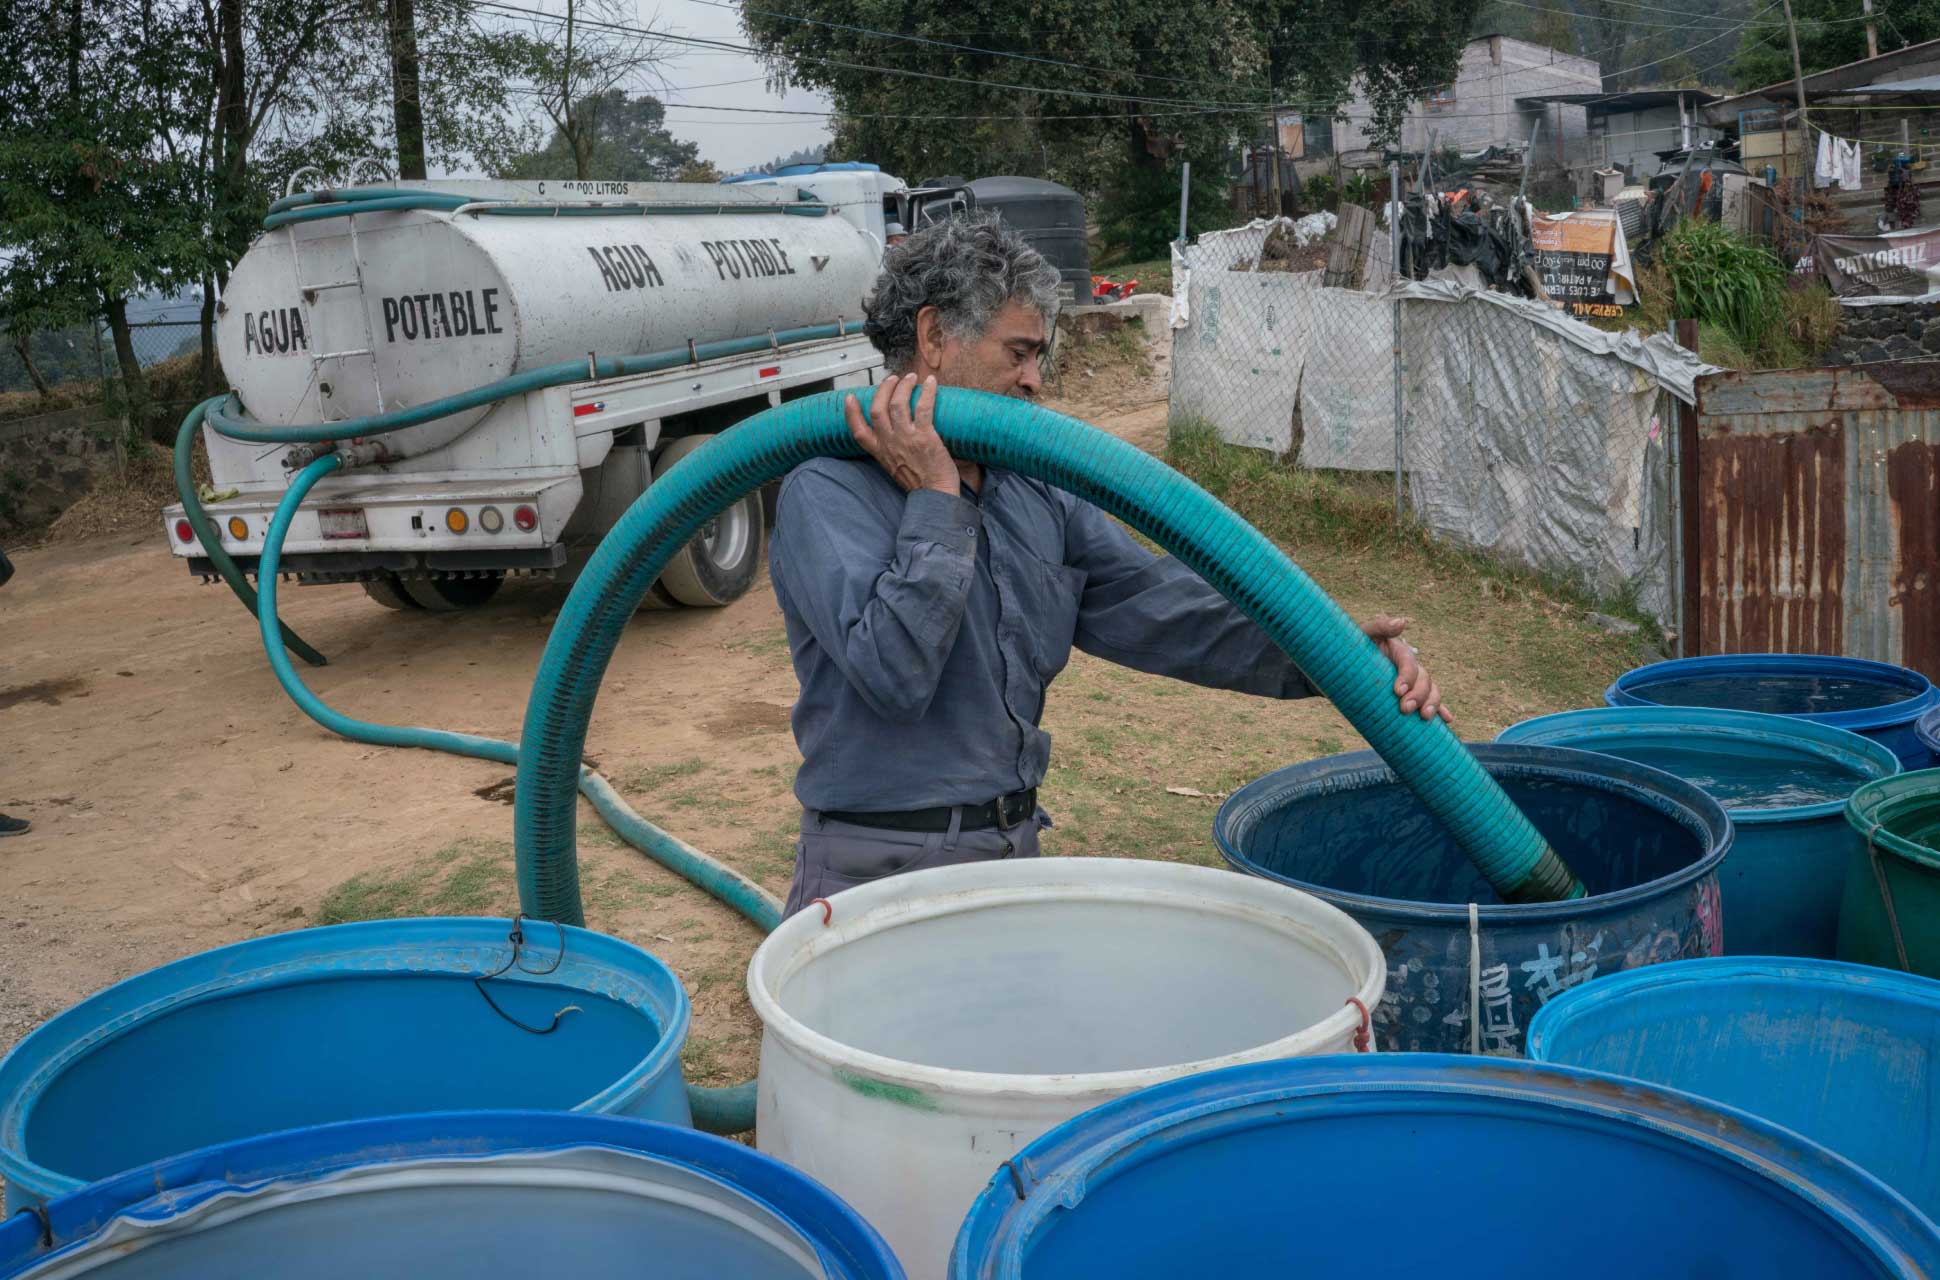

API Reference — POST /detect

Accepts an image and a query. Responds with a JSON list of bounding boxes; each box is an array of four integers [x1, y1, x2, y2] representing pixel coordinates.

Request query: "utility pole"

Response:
[[1265, 40, 1282, 218], [1779, 0, 1812, 190], [1863, 0, 1881, 61]]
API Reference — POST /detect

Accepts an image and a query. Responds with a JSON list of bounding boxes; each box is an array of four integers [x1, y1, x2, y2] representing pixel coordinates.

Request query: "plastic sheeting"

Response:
[[1167, 254, 1713, 623], [1398, 294, 1678, 622]]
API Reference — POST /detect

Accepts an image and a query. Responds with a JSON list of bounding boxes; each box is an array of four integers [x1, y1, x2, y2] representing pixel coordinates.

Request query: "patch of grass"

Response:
[[624, 757, 706, 791], [727, 625, 791, 661], [1163, 420, 1657, 631], [314, 838, 515, 924]]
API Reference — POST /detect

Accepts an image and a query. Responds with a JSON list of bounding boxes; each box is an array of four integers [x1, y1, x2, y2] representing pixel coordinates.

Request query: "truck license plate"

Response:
[[318, 508, 368, 540]]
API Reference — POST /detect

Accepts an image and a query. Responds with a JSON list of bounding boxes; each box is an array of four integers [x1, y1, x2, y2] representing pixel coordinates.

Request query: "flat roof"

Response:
[[1518, 90, 1721, 111]]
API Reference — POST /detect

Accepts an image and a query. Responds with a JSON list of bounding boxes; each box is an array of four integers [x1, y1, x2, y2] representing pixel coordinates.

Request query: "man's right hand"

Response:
[[845, 373, 957, 495]]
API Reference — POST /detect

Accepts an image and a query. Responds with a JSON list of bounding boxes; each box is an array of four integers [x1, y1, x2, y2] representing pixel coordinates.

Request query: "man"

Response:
[[769, 215, 1446, 914]]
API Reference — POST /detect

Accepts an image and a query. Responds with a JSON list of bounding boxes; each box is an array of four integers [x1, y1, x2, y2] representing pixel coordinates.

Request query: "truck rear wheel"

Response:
[[653, 434, 764, 607], [399, 573, 505, 611], [361, 572, 424, 611]]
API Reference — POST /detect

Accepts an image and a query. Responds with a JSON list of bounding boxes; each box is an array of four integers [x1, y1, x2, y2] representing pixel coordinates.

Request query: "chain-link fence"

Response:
[[1169, 216, 1705, 624]]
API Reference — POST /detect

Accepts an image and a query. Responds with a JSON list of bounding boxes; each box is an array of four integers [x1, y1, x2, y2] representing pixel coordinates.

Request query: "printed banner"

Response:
[[1814, 226, 1940, 298], [1531, 210, 1637, 317]]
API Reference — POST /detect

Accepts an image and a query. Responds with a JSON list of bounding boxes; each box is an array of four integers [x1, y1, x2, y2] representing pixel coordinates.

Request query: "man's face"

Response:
[[915, 300, 1046, 400]]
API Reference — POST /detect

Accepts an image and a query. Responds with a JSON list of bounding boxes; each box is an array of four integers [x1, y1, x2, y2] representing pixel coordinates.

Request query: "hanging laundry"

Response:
[[1841, 137, 1863, 190], [1816, 129, 1838, 188]]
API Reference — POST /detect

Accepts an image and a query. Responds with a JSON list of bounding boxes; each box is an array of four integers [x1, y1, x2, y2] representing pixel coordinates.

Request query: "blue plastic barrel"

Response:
[[0, 918, 690, 1206], [1498, 708, 1899, 957], [1918, 706, 1940, 769], [1215, 743, 1730, 1054], [1608, 653, 1940, 770], [1528, 957, 1940, 1224], [0, 1111, 903, 1279], [950, 1055, 1940, 1279]]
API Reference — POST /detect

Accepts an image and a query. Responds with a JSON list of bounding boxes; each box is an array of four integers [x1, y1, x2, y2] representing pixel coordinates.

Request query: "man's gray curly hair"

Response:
[[862, 213, 1061, 372]]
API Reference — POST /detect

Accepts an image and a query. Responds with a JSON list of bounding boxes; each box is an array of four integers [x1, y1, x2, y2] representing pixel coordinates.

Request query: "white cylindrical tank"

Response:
[[747, 858, 1387, 1280], [217, 198, 882, 455]]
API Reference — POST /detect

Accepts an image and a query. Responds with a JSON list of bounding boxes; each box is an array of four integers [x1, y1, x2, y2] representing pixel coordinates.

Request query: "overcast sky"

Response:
[[598, 0, 835, 172]]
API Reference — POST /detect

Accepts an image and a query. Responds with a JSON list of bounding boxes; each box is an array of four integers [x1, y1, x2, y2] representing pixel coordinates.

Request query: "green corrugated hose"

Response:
[[256, 452, 776, 1133], [262, 186, 830, 230], [512, 385, 1586, 931]]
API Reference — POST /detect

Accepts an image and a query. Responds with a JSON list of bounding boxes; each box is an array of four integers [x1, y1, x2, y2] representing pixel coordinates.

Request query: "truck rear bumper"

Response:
[[162, 474, 580, 578]]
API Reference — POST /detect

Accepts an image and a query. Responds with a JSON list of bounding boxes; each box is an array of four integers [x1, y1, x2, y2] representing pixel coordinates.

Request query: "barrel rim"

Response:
[[1212, 742, 1733, 923], [1526, 955, 1940, 1064], [745, 857, 1386, 1102], [0, 917, 691, 1201], [0, 1111, 901, 1280], [1606, 653, 1940, 731], [948, 1054, 1940, 1280], [1845, 769, 1940, 871], [1495, 706, 1902, 824], [1919, 704, 1940, 756]]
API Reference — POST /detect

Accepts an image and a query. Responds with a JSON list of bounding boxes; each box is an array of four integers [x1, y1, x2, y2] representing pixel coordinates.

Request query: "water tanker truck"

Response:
[[164, 172, 895, 610]]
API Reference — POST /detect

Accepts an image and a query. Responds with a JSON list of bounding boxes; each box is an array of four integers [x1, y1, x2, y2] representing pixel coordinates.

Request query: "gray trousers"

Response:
[[782, 807, 1046, 917]]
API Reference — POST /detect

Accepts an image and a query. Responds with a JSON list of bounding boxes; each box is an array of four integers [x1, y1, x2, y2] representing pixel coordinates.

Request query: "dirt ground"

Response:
[[0, 314, 1647, 1087]]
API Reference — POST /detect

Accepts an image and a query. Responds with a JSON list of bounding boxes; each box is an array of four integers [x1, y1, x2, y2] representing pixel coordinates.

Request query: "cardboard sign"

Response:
[[1531, 211, 1636, 317], [1814, 227, 1940, 298]]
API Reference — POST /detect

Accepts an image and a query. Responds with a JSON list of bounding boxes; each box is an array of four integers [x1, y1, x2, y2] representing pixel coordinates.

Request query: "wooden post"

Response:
[[1326, 203, 1375, 287], [1780, 0, 1814, 190], [1676, 317, 1703, 657]]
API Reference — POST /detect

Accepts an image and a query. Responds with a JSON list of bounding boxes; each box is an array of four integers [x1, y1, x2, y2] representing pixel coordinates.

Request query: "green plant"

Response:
[[1303, 173, 1339, 212], [1658, 221, 1787, 357], [1341, 171, 1378, 208]]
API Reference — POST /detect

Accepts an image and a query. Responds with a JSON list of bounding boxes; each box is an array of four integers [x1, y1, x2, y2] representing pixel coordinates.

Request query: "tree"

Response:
[[1732, 0, 1940, 88], [677, 158, 723, 182], [739, 0, 1479, 237], [0, 0, 212, 423], [503, 0, 670, 180], [502, 90, 700, 180]]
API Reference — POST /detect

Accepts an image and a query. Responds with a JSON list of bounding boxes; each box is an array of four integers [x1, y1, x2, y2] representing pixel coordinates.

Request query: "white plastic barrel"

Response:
[[747, 858, 1386, 1280]]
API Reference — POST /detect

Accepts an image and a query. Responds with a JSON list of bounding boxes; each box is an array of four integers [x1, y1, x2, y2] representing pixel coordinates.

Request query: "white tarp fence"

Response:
[[1168, 224, 1715, 622]]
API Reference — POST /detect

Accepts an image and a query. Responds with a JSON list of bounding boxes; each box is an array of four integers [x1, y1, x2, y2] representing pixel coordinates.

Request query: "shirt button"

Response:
[[964, 527, 976, 537]]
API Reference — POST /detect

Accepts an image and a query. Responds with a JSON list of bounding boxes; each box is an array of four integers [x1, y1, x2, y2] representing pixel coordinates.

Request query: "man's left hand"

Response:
[[1362, 614, 1452, 724]]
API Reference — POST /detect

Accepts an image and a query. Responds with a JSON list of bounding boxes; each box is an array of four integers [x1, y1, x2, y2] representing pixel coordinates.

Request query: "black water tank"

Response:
[[967, 177, 1091, 306]]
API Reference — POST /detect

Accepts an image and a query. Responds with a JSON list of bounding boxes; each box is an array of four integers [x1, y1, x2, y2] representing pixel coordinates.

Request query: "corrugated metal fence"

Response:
[[1693, 364, 1940, 678]]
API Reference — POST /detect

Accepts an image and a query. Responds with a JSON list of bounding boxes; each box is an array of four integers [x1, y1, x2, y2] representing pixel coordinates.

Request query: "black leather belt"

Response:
[[823, 788, 1037, 833]]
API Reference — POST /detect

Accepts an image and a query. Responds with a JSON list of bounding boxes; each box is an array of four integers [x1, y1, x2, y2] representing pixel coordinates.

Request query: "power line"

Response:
[[671, 0, 1254, 95], [477, 0, 1270, 110]]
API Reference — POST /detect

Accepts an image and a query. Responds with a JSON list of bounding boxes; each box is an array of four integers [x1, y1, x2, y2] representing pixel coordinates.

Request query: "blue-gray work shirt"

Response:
[[769, 458, 1318, 814]]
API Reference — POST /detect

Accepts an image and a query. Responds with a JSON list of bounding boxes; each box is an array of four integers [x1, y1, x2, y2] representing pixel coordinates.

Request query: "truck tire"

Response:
[[652, 434, 764, 607], [362, 572, 424, 611], [399, 573, 505, 611]]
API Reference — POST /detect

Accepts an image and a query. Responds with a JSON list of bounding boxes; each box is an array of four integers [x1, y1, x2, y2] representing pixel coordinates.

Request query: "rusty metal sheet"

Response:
[[1693, 366, 1940, 681], [1888, 438, 1940, 677], [1699, 417, 1845, 657], [1696, 363, 1940, 419]]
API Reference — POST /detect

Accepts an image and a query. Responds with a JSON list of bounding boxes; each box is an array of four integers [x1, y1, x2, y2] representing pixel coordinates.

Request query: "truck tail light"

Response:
[[445, 507, 469, 534], [226, 517, 249, 540], [175, 519, 194, 543], [478, 506, 504, 533], [513, 505, 538, 532]]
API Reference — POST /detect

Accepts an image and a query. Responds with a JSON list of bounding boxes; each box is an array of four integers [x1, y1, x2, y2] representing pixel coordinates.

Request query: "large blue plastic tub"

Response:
[[1608, 653, 1940, 770], [0, 1112, 903, 1279], [1528, 957, 1940, 1224], [1215, 743, 1730, 1054], [1918, 705, 1940, 770], [0, 918, 691, 1206], [950, 1055, 1940, 1279], [1498, 708, 1899, 957]]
